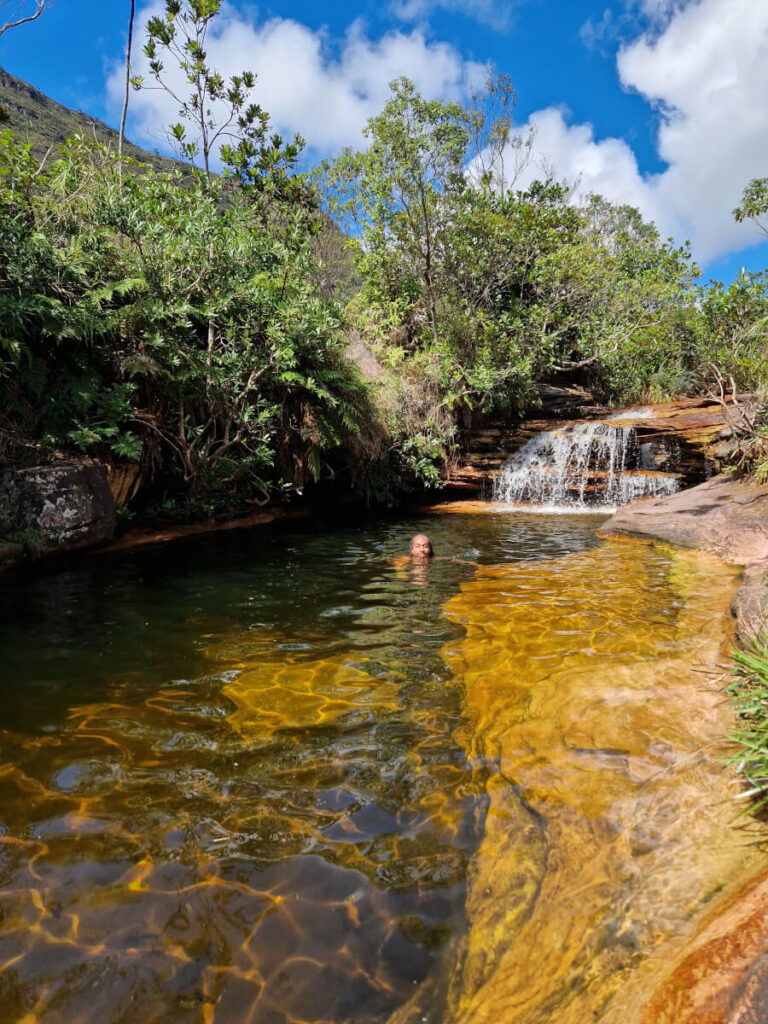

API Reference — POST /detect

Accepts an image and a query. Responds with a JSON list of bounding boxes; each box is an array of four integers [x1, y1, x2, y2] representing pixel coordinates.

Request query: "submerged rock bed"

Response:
[[390, 538, 764, 1023]]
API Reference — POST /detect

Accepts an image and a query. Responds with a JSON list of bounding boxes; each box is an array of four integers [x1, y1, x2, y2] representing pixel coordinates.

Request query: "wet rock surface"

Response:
[[601, 474, 768, 566], [732, 557, 768, 641], [604, 857, 768, 1024], [598, 474, 768, 1020], [447, 397, 728, 495], [600, 474, 768, 643], [389, 542, 765, 1024], [402, 483, 768, 1023], [0, 463, 116, 552]]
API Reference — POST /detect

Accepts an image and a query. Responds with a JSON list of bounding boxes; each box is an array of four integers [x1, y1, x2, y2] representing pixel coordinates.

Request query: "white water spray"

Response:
[[492, 421, 680, 509]]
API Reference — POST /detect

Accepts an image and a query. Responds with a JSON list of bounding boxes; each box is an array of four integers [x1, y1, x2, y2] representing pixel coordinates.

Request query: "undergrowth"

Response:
[[726, 631, 768, 813]]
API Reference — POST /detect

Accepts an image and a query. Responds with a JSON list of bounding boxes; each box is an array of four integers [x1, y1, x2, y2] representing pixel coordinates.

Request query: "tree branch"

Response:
[[0, 0, 49, 37]]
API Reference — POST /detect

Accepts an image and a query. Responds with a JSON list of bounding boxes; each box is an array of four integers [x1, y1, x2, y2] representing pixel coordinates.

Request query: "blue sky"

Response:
[[2, 0, 767, 281]]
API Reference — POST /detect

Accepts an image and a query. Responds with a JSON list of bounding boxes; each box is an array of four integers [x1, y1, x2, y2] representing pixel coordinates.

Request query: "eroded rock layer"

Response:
[[446, 398, 732, 496]]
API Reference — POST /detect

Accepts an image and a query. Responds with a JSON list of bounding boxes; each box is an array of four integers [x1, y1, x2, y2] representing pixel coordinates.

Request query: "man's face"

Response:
[[411, 535, 432, 560]]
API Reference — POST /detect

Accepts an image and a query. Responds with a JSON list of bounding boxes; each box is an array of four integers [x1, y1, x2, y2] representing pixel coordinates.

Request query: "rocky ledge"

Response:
[[600, 473, 768, 642], [445, 396, 739, 495], [0, 463, 116, 557]]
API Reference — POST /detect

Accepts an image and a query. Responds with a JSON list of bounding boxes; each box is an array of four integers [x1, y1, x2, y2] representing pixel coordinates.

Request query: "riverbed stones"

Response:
[[0, 463, 116, 553]]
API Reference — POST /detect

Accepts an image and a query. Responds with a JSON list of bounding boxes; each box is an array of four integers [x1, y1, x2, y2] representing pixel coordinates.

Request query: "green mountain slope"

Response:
[[0, 65, 361, 303], [0, 65, 180, 172]]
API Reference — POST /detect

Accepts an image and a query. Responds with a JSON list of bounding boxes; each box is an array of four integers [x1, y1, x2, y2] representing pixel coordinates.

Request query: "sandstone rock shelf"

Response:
[[444, 397, 735, 495]]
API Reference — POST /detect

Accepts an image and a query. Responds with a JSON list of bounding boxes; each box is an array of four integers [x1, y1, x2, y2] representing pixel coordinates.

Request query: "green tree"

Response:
[[134, 0, 307, 204], [136, 0, 251, 174], [134, 0, 264, 178], [328, 77, 473, 351], [0, 131, 373, 504], [734, 177, 768, 235], [465, 70, 534, 197], [326, 76, 702, 424], [698, 271, 768, 392], [535, 194, 701, 401]]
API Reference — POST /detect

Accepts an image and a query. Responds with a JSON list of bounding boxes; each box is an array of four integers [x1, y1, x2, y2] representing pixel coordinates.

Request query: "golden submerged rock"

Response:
[[0, 522, 763, 1023], [392, 540, 766, 1024]]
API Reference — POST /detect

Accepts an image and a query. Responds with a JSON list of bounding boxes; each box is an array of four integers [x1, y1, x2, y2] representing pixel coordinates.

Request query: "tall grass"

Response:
[[727, 632, 768, 813]]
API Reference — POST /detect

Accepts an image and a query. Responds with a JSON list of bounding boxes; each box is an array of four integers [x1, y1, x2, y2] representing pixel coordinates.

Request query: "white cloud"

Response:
[[389, 0, 515, 32], [580, 1, 689, 54], [619, 0, 768, 258], [111, 0, 768, 264], [636, 0, 689, 25], [109, 2, 484, 157], [579, 10, 621, 54], [513, 108, 667, 228], [517, 0, 768, 262]]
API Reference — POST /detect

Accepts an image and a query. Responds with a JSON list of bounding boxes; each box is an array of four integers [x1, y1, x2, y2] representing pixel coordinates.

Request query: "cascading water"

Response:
[[493, 419, 681, 509]]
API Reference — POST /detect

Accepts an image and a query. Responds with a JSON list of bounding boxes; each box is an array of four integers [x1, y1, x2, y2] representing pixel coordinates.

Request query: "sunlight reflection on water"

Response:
[[0, 510, 757, 1023]]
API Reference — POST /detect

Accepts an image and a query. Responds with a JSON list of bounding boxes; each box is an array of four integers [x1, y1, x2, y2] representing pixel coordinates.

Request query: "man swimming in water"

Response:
[[395, 533, 475, 588], [409, 534, 434, 561]]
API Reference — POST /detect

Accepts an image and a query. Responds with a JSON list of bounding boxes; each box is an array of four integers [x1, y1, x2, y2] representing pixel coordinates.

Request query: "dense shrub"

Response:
[[322, 79, 713, 480], [0, 132, 375, 505], [3, 70, 768, 506]]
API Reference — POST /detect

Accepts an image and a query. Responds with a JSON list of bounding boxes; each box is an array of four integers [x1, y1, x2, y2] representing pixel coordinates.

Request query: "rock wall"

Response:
[[445, 397, 729, 496]]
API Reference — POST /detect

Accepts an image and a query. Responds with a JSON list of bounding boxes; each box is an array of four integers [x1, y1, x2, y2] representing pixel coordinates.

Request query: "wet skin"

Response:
[[409, 534, 433, 560]]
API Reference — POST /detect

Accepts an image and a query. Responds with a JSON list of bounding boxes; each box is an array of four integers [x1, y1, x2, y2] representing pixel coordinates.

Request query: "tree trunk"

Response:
[[118, 0, 136, 169]]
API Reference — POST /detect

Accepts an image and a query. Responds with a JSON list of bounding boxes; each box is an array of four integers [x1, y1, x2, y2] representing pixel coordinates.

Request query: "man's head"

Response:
[[409, 534, 434, 560]]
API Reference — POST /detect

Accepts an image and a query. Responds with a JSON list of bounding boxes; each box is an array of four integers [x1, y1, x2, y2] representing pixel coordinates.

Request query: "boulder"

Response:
[[600, 474, 768, 566], [0, 463, 116, 553]]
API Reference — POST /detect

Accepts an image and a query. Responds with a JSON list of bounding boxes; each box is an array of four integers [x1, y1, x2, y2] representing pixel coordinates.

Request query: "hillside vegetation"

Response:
[[0, 66, 178, 173], [1, 2, 767, 519]]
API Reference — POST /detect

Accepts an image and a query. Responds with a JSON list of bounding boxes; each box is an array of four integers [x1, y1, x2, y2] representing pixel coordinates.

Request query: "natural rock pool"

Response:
[[0, 509, 763, 1023]]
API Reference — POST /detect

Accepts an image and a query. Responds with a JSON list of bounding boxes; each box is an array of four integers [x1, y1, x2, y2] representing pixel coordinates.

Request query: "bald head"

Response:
[[409, 534, 434, 560]]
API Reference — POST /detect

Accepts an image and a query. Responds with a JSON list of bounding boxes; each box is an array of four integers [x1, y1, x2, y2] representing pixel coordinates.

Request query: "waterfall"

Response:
[[493, 420, 680, 510]]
